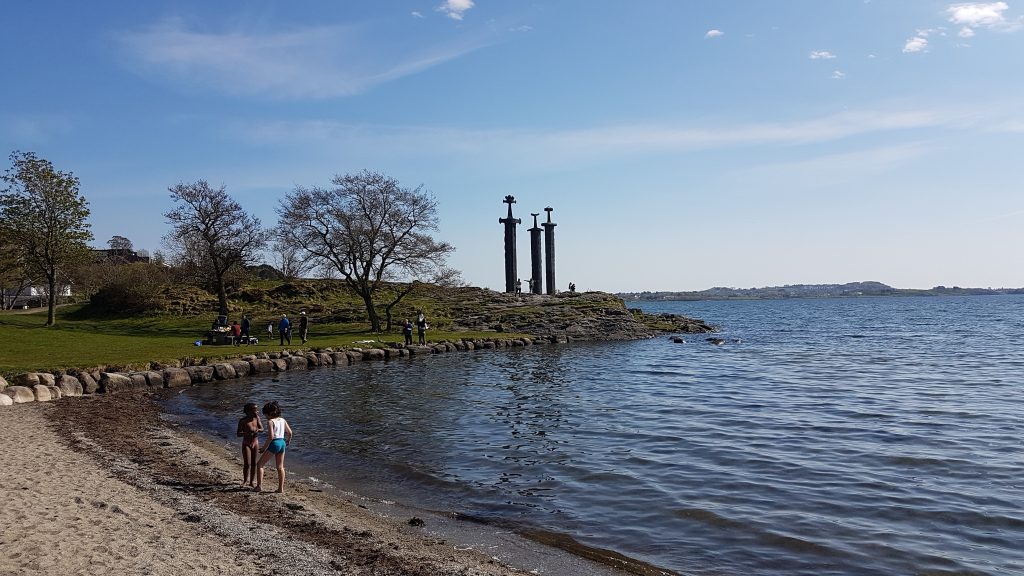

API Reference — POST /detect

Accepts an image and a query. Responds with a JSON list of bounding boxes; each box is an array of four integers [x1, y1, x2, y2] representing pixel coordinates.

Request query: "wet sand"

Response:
[[0, 392, 630, 575]]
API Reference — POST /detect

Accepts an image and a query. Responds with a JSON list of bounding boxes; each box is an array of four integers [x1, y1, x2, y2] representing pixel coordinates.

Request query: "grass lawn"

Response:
[[0, 305, 509, 377]]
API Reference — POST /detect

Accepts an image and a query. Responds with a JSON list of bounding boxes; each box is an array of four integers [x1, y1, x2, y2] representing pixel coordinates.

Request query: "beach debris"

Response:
[[408, 517, 425, 527]]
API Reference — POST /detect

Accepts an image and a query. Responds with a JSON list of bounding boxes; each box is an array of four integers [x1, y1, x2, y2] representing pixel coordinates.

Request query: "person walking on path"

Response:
[[256, 401, 293, 494], [416, 311, 427, 345], [298, 311, 309, 344], [278, 314, 291, 346], [403, 319, 413, 345]]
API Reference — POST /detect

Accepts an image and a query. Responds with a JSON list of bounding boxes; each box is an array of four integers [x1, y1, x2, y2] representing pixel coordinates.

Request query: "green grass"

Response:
[[0, 304, 519, 377]]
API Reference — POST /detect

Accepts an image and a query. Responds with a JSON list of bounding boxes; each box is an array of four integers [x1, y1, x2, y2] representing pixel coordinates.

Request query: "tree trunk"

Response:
[[46, 275, 57, 326], [359, 291, 381, 332], [214, 276, 229, 314]]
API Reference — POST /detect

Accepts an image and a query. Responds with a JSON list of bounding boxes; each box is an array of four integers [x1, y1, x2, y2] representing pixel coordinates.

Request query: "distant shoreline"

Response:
[[619, 281, 1024, 302]]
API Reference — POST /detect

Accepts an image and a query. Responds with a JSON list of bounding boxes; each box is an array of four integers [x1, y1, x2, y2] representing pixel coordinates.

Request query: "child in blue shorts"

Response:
[[256, 401, 293, 493]]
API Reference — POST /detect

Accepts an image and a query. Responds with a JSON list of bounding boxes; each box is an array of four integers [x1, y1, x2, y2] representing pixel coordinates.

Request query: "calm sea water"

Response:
[[166, 295, 1024, 575]]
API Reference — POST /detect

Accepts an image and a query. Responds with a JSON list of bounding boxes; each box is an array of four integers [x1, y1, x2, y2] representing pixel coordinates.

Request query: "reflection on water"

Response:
[[167, 295, 1024, 576]]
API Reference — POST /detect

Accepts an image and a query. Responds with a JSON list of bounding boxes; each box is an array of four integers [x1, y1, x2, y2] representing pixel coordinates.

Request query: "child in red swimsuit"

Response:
[[236, 402, 264, 487]]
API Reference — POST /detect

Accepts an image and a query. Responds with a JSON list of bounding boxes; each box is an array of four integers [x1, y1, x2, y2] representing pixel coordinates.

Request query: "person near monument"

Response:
[[278, 314, 291, 346], [298, 311, 309, 344], [416, 311, 428, 345], [516, 278, 522, 294], [403, 319, 414, 345]]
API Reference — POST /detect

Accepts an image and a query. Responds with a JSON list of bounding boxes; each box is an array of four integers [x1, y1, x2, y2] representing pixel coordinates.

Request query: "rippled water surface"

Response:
[[167, 295, 1024, 575]]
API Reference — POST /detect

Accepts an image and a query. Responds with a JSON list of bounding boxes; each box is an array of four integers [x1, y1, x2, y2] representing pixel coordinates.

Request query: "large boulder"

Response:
[[12, 373, 40, 387], [212, 363, 237, 380], [362, 349, 386, 361], [405, 345, 434, 355], [128, 373, 148, 389], [250, 359, 273, 374], [318, 352, 334, 366], [0, 374, 7, 392], [185, 365, 215, 383], [230, 361, 251, 378], [46, 385, 62, 400], [143, 371, 165, 388], [345, 351, 363, 363], [99, 372, 133, 393], [57, 375, 83, 397], [163, 367, 191, 388], [73, 371, 98, 394], [35, 373, 56, 387], [286, 356, 308, 370], [304, 353, 321, 367], [4, 386, 35, 403], [33, 385, 52, 402], [0, 394, 11, 406], [331, 352, 350, 365], [271, 358, 288, 371]]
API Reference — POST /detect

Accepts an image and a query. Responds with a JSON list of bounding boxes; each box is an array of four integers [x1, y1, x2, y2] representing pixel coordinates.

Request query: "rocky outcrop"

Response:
[[442, 289, 714, 341]]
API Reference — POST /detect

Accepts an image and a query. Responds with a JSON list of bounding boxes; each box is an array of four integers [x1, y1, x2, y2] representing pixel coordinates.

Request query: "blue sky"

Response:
[[2, 1, 1022, 292]]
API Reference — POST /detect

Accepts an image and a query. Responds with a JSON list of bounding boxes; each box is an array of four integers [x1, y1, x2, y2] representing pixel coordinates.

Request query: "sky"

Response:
[[1, 1, 1022, 293]]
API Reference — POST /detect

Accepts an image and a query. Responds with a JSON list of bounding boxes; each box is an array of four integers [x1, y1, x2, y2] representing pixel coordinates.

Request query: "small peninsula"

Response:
[[619, 281, 1024, 301]]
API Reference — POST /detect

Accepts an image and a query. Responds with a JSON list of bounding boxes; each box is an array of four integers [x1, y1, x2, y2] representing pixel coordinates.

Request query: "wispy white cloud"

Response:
[[946, 2, 1023, 36], [704, 29, 724, 38], [411, 11, 424, 19], [810, 50, 836, 59], [832, 70, 846, 79], [117, 17, 491, 99], [437, 0, 475, 21], [903, 36, 929, 52], [225, 109, 951, 171], [510, 25, 533, 33], [947, 2, 1009, 27]]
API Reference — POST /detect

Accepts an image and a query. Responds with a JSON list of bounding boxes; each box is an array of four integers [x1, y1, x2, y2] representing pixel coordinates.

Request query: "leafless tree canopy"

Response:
[[277, 170, 458, 332], [163, 180, 265, 313]]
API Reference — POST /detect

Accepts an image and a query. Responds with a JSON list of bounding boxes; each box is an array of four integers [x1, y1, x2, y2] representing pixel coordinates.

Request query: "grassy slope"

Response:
[[0, 279, 702, 378]]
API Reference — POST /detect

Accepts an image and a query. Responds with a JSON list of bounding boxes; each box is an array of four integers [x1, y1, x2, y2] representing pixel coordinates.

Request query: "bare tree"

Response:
[[163, 181, 265, 313], [277, 170, 457, 332], [269, 233, 316, 280], [0, 151, 93, 324]]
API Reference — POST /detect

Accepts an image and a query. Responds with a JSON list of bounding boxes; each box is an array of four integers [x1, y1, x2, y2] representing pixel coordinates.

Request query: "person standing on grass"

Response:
[[256, 401, 293, 493], [240, 314, 251, 344], [230, 320, 242, 345], [236, 402, 263, 488], [299, 311, 309, 344], [278, 314, 291, 346]]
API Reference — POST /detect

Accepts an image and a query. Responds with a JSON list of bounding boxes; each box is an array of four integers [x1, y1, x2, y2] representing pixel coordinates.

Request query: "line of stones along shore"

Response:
[[0, 335, 568, 407]]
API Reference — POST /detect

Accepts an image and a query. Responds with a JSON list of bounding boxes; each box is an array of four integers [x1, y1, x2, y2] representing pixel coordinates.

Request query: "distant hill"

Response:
[[619, 281, 1024, 301]]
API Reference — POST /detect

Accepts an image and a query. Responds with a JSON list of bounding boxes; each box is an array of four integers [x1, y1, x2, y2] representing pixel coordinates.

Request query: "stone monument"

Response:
[[498, 195, 521, 293], [529, 212, 543, 295], [542, 207, 557, 295]]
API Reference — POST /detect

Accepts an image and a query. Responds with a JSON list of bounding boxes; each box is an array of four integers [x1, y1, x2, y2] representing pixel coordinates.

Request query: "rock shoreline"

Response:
[[1, 335, 591, 406]]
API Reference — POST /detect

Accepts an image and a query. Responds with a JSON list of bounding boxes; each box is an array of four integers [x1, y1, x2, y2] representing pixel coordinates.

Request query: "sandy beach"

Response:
[[1, 392, 623, 576]]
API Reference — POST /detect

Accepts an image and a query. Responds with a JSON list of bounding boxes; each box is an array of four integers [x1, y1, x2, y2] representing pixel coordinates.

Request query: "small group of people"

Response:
[[269, 311, 309, 346], [214, 314, 256, 346], [402, 311, 428, 345], [237, 400, 294, 493]]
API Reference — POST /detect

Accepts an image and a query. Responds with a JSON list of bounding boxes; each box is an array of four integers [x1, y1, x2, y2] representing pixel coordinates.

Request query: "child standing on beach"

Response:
[[256, 401, 293, 493], [236, 402, 263, 487]]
